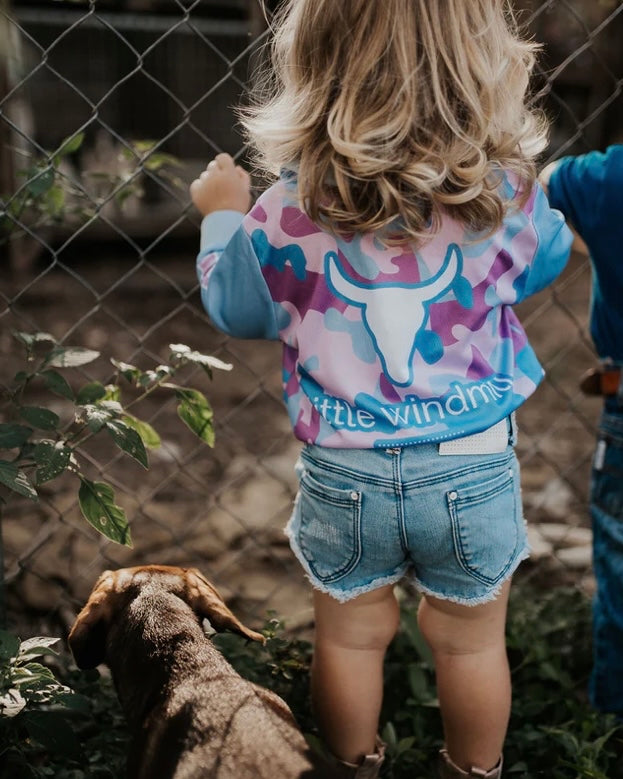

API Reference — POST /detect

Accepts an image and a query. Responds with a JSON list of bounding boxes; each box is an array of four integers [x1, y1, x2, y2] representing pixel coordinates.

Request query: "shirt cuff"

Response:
[[200, 210, 245, 252]]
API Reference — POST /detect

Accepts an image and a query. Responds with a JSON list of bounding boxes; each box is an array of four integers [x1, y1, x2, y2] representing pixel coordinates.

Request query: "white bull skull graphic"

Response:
[[325, 244, 461, 386]]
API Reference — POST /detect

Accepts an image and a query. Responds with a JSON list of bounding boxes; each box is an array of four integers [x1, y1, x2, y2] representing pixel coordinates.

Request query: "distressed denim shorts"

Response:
[[285, 426, 529, 605]]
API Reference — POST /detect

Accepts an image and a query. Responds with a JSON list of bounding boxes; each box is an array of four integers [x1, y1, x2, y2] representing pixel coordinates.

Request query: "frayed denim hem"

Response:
[[284, 521, 407, 603], [412, 545, 532, 606], [285, 517, 531, 606]]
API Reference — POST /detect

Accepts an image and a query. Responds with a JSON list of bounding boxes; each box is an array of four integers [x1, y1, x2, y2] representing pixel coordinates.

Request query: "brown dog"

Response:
[[68, 565, 335, 779]]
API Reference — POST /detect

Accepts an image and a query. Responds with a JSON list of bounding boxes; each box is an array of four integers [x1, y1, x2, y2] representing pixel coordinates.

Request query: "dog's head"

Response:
[[68, 565, 265, 669]]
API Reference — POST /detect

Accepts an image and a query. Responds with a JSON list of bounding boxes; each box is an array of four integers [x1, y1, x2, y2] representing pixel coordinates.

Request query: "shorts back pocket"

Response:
[[295, 469, 362, 584], [447, 461, 522, 586]]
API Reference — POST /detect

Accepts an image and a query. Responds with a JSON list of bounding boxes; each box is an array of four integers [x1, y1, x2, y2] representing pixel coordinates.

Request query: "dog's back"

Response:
[[68, 566, 335, 779]]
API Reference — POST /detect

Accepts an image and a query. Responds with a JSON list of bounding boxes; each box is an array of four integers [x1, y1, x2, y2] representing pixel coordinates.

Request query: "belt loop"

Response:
[[508, 412, 517, 446]]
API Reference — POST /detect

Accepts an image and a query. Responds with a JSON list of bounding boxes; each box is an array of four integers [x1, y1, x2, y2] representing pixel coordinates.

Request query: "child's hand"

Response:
[[190, 153, 252, 216]]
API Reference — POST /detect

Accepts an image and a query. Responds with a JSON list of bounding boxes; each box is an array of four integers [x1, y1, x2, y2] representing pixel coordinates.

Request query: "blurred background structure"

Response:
[[1, 0, 622, 637]]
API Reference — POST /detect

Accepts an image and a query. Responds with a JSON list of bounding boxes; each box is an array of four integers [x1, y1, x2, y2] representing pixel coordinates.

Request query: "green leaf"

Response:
[[45, 185, 65, 218], [0, 423, 33, 449], [0, 630, 20, 661], [400, 608, 435, 665], [45, 346, 100, 368], [40, 369, 74, 400], [25, 167, 55, 197], [19, 406, 60, 430], [131, 139, 156, 155], [169, 343, 232, 375], [12, 330, 57, 348], [111, 358, 142, 383], [56, 131, 85, 158], [143, 151, 182, 171], [0, 460, 38, 499], [396, 736, 416, 755], [78, 478, 132, 546], [123, 413, 161, 449], [105, 419, 148, 468], [12, 662, 55, 687], [80, 403, 119, 432], [18, 636, 60, 662], [407, 663, 431, 700], [382, 721, 398, 749], [23, 710, 83, 759], [0, 688, 26, 717], [115, 185, 138, 208], [175, 388, 215, 446], [33, 441, 72, 484], [104, 384, 121, 402], [76, 381, 107, 405], [137, 367, 172, 387], [13, 370, 32, 385]]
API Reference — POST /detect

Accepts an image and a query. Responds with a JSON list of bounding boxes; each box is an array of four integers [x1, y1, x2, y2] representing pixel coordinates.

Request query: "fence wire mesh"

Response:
[[1, 0, 622, 636]]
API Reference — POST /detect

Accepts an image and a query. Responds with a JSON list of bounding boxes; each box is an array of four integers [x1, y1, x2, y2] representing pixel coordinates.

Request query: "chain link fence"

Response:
[[1, 0, 622, 637]]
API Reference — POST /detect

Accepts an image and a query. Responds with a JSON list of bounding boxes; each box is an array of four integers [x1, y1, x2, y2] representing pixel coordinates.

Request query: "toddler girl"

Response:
[[190, 2, 572, 776]]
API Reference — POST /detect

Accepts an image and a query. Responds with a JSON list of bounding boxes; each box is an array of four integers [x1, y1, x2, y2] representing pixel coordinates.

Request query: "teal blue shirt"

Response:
[[547, 145, 623, 362]]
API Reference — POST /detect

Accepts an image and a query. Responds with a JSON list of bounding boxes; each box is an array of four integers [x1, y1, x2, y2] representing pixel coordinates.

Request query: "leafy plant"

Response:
[[0, 132, 184, 247], [213, 614, 315, 732], [2, 585, 622, 778], [0, 634, 129, 778], [0, 331, 231, 546], [0, 630, 84, 776], [0, 332, 230, 773]]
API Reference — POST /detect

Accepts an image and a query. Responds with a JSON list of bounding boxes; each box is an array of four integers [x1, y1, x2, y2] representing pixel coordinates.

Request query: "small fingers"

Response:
[[201, 154, 246, 176], [199, 154, 241, 180], [214, 152, 235, 169]]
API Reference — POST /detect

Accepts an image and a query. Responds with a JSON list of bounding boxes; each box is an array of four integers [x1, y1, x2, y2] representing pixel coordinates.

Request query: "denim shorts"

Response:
[[285, 428, 529, 605]]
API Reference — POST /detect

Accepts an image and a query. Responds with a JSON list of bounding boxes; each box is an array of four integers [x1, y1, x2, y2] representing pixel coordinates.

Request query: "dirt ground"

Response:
[[1, 237, 601, 639]]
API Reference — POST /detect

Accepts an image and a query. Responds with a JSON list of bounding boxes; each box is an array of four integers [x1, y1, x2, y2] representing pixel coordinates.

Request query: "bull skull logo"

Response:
[[325, 244, 462, 386]]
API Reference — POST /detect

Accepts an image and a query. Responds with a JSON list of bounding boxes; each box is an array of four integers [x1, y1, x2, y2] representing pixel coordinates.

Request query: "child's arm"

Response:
[[190, 154, 279, 340], [513, 182, 574, 302], [538, 162, 588, 256], [539, 151, 611, 242]]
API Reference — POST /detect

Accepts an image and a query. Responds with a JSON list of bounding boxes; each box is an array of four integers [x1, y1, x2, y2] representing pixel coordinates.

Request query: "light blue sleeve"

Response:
[[196, 210, 279, 340], [516, 184, 574, 302]]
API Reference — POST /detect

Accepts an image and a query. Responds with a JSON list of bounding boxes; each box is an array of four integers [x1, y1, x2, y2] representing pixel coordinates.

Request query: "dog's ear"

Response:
[[184, 569, 265, 644], [68, 570, 119, 668]]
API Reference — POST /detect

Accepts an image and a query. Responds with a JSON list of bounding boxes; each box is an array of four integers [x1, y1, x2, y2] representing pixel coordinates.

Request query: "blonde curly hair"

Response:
[[241, 0, 548, 245]]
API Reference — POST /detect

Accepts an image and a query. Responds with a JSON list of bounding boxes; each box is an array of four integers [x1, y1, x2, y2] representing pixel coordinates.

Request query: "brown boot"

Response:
[[439, 748, 503, 779], [330, 737, 386, 778]]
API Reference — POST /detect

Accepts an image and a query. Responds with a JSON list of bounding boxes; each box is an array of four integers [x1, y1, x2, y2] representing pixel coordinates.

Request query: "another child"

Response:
[[190, 2, 573, 776], [541, 146, 623, 721]]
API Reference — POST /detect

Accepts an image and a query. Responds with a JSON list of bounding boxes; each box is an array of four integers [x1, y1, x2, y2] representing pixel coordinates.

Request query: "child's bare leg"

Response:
[[418, 580, 512, 772], [311, 585, 400, 764]]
